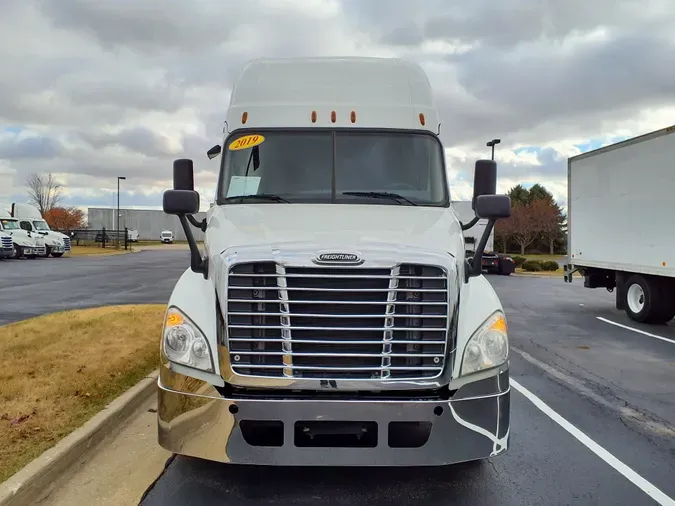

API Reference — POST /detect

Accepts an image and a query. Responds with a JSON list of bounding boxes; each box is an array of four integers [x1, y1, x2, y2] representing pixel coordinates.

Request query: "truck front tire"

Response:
[[623, 274, 674, 324]]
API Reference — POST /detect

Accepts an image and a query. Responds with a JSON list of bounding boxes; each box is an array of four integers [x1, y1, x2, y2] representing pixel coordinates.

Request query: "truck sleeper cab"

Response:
[[157, 57, 512, 467]]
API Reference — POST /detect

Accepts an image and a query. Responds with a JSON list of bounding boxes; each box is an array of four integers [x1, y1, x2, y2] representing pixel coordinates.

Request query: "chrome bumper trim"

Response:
[[157, 369, 510, 467]]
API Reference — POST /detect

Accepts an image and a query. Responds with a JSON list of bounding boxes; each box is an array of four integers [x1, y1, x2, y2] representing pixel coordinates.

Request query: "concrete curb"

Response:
[[0, 370, 159, 506]]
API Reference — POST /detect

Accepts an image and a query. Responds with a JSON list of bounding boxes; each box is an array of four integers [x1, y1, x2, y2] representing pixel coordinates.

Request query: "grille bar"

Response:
[[228, 299, 447, 305], [229, 339, 447, 345], [226, 261, 450, 380], [229, 325, 446, 332], [230, 312, 448, 319]]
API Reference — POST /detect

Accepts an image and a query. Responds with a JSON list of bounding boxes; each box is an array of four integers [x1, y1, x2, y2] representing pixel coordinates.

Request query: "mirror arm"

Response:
[[465, 218, 496, 282], [178, 214, 208, 278], [187, 214, 207, 232], [460, 216, 479, 231]]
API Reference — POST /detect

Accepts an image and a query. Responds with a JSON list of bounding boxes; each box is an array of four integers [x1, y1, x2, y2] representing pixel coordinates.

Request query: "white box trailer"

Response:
[[564, 124, 675, 324]]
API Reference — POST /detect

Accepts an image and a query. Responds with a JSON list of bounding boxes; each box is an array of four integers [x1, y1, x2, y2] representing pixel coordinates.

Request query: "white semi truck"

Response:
[[0, 210, 46, 259], [0, 230, 13, 259], [157, 57, 512, 467], [10, 203, 71, 257], [564, 124, 675, 324]]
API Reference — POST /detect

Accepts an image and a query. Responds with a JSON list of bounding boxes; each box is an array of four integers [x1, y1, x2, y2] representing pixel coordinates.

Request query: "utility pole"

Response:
[[117, 176, 126, 247], [486, 138, 501, 160]]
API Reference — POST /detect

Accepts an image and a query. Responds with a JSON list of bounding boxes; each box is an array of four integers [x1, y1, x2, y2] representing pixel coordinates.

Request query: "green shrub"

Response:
[[522, 261, 543, 272], [542, 260, 560, 271], [513, 256, 527, 267]]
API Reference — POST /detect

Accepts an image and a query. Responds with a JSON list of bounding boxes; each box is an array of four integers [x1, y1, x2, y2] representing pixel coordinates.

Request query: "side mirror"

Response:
[[173, 159, 194, 191], [472, 160, 497, 210], [207, 145, 222, 160], [475, 194, 511, 220], [163, 190, 200, 215]]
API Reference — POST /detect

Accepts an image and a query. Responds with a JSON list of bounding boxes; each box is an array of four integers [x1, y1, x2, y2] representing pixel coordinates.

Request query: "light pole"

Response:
[[486, 138, 501, 160], [117, 176, 126, 247]]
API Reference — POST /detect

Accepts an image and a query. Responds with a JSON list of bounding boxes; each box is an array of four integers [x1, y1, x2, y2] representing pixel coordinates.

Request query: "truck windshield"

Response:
[[33, 220, 50, 230], [217, 130, 449, 206], [0, 219, 19, 230]]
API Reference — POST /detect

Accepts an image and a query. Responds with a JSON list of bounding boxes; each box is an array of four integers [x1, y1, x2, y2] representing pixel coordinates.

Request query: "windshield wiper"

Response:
[[223, 194, 289, 203], [342, 191, 417, 206]]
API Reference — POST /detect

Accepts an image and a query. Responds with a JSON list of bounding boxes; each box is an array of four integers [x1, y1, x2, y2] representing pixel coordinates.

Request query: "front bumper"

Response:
[[0, 248, 12, 258], [158, 366, 510, 467]]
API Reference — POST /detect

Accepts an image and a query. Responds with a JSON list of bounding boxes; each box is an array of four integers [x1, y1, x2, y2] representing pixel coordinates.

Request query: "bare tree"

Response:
[[26, 172, 63, 216], [494, 216, 514, 254]]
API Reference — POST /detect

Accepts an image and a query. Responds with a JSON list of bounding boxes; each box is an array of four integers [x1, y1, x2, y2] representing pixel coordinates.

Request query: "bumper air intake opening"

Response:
[[294, 421, 378, 448], [239, 420, 284, 447], [388, 421, 433, 448]]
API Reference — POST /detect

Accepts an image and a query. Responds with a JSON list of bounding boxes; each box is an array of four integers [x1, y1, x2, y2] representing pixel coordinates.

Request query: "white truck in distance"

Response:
[[160, 230, 174, 244], [10, 203, 71, 257], [564, 124, 675, 324], [0, 210, 46, 259], [157, 57, 512, 468]]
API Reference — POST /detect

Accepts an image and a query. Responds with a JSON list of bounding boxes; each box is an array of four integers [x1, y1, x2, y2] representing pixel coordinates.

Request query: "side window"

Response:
[[20, 221, 32, 231]]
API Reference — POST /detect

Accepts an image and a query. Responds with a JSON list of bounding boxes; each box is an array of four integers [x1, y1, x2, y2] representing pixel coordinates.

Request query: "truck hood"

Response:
[[3, 230, 41, 247], [205, 204, 464, 257], [38, 230, 67, 245]]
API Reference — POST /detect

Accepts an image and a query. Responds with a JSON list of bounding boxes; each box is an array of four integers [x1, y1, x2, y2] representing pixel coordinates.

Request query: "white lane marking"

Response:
[[597, 317, 675, 345], [511, 378, 675, 506], [511, 347, 675, 438]]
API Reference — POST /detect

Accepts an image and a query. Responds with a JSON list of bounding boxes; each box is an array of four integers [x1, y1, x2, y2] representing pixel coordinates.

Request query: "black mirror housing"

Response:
[[207, 145, 222, 160], [475, 194, 511, 220], [173, 159, 195, 191], [163, 189, 200, 215], [472, 160, 497, 210]]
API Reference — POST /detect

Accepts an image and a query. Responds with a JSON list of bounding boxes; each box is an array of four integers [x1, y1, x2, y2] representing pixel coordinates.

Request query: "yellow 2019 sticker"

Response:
[[228, 134, 265, 151]]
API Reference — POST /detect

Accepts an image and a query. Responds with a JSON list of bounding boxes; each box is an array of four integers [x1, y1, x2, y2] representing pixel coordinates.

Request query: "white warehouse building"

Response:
[[87, 208, 207, 242]]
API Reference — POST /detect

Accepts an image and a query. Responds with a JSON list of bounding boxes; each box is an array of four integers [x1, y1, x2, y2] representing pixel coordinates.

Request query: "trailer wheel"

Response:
[[624, 274, 671, 323]]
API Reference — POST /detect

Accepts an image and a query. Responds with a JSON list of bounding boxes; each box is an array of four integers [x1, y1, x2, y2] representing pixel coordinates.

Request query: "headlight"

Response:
[[162, 307, 214, 372], [460, 311, 508, 376]]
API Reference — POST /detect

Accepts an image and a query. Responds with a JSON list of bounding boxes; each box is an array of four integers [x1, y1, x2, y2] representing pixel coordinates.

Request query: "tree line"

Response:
[[494, 184, 566, 255], [25, 172, 86, 230]]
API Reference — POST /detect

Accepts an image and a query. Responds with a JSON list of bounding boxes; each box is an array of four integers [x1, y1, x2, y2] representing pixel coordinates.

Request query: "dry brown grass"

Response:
[[0, 304, 166, 482], [67, 246, 131, 257]]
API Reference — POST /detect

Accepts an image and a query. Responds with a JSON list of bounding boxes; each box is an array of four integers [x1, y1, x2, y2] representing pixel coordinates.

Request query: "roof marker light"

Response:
[[419, 113, 426, 126], [331, 111, 336, 123], [350, 111, 356, 123], [311, 111, 317, 123], [242, 112, 248, 124]]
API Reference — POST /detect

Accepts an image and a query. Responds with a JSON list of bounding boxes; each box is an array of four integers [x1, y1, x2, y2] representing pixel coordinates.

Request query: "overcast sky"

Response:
[[2, 0, 675, 213]]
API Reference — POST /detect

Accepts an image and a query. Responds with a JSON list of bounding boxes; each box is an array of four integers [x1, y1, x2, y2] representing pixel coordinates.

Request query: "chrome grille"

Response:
[[226, 262, 449, 380], [1, 236, 12, 250]]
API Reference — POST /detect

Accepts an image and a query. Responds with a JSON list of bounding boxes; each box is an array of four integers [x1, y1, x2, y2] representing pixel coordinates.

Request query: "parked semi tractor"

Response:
[[0, 230, 13, 259], [157, 57, 512, 467], [10, 203, 71, 257], [564, 124, 675, 324], [0, 210, 46, 259]]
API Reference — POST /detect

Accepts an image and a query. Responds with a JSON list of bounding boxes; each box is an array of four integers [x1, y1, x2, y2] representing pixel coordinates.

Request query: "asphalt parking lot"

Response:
[[3, 251, 674, 505]]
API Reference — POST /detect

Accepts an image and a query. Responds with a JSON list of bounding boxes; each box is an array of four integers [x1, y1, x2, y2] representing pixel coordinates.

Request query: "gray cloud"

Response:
[[1, 0, 674, 208]]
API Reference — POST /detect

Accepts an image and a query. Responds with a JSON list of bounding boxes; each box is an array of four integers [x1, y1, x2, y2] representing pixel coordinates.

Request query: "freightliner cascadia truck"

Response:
[[157, 57, 512, 467], [564, 124, 675, 324]]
